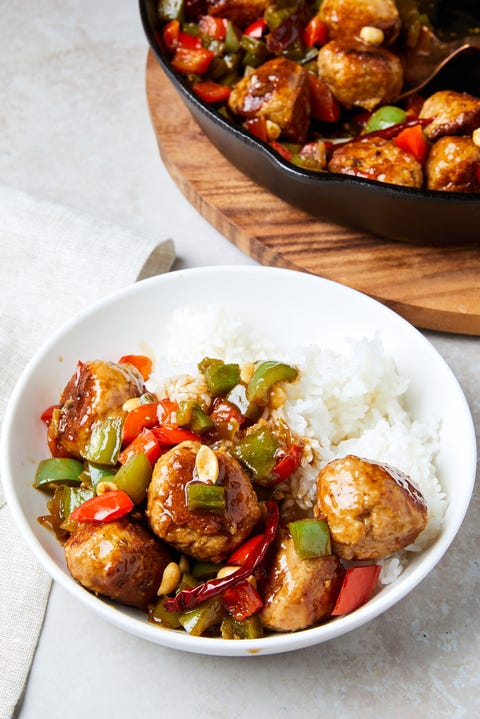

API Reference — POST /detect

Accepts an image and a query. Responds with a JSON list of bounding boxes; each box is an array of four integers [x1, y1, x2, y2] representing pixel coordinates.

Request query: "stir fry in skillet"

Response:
[[156, 0, 480, 191], [35, 352, 428, 639]]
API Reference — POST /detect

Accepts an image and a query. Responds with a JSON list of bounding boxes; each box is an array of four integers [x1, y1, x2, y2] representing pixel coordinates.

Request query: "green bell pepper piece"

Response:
[[191, 561, 222, 579], [186, 482, 226, 513], [157, 0, 184, 22], [288, 518, 331, 559], [365, 105, 407, 133], [176, 400, 214, 434], [246, 361, 298, 406], [87, 462, 116, 490], [114, 452, 152, 505], [84, 417, 123, 466], [224, 20, 242, 52], [179, 596, 225, 636], [149, 596, 182, 629], [34, 458, 84, 490], [198, 357, 241, 397], [220, 615, 264, 639], [230, 425, 280, 484], [61, 486, 95, 520]]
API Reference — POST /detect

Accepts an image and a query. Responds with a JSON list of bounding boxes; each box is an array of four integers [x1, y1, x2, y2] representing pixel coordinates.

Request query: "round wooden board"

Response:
[[146, 51, 480, 335]]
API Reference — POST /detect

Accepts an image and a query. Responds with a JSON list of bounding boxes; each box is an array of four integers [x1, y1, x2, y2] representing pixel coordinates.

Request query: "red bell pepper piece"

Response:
[[270, 141, 293, 161], [392, 124, 429, 164], [122, 402, 160, 445], [303, 16, 328, 48], [227, 534, 264, 566], [198, 15, 227, 41], [178, 31, 203, 49], [157, 397, 179, 424], [40, 404, 58, 425], [163, 19, 180, 52], [331, 565, 381, 616], [245, 117, 268, 142], [118, 427, 162, 466], [171, 46, 215, 75], [118, 354, 152, 381], [308, 74, 341, 123], [70, 489, 134, 523], [192, 80, 231, 103], [243, 18, 267, 38], [272, 444, 302, 482], [223, 579, 263, 620], [152, 425, 201, 445], [164, 500, 280, 612], [209, 397, 245, 428]]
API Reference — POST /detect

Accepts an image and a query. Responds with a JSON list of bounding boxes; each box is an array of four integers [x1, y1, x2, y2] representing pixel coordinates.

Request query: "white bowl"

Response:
[[1, 266, 476, 656]]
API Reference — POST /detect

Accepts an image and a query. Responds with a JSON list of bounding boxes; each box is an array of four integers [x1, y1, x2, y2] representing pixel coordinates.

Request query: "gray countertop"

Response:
[[2, 2, 479, 717]]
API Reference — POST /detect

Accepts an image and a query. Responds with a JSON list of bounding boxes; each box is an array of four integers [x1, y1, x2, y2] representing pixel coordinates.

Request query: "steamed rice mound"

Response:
[[148, 306, 445, 586]]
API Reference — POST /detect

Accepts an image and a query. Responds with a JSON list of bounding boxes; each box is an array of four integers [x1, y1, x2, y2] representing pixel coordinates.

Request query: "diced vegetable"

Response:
[[70, 489, 134, 523], [224, 20, 242, 53], [179, 596, 226, 636], [220, 615, 264, 639], [118, 354, 152, 380], [176, 400, 215, 433], [118, 427, 162, 466], [246, 361, 298, 406], [288, 518, 331, 559], [198, 357, 241, 397], [122, 402, 160, 445], [171, 46, 215, 75], [191, 561, 222, 579], [303, 15, 328, 48], [34, 458, 84, 490], [272, 444, 302, 482], [243, 18, 267, 38], [192, 80, 231, 103], [163, 18, 180, 52], [149, 596, 182, 628], [113, 452, 153, 505], [365, 106, 407, 133], [158, 0, 184, 22], [393, 123, 429, 164], [61, 486, 95, 522], [227, 534, 264, 566], [87, 462, 115, 490], [331, 565, 381, 616], [223, 579, 263, 620], [40, 404, 58, 426], [152, 425, 201, 445], [164, 500, 279, 612], [230, 425, 280, 484], [84, 417, 123, 466], [186, 482, 226, 513], [198, 15, 227, 41], [244, 116, 268, 142]]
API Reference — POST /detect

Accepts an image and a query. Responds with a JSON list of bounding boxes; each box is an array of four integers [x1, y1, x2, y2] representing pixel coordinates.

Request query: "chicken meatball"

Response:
[[228, 57, 310, 143], [206, 0, 270, 27], [146, 441, 262, 563], [319, 0, 401, 45], [425, 135, 480, 192], [315, 455, 428, 561], [328, 135, 423, 188], [317, 40, 403, 112], [48, 359, 144, 459], [260, 526, 345, 632], [64, 518, 170, 608], [419, 90, 480, 142]]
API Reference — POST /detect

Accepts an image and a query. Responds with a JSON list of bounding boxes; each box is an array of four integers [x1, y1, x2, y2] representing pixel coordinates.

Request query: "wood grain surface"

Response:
[[146, 51, 480, 335]]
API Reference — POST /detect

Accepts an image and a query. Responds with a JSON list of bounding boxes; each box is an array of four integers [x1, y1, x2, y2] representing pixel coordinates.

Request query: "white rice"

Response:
[[147, 305, 445, 585]]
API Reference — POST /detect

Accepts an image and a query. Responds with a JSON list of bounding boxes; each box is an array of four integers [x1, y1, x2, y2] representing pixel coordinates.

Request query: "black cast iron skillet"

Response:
[[140, 0, 480, 246]]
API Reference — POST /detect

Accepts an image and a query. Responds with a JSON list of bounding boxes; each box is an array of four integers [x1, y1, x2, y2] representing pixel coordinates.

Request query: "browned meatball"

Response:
[[317, 40, 403, 112], [319, 0, 401, 45], [146, 441, 262, 563], [206, 0, 269, 27], [48, 360, 144, 459], [315, 455, 428, 561], [260, 526, 345, 632], [228, 58, 310, 143], [328, 135, 423, 188], [426, 136, 480, 192], [419, 91, 480, 141], [64, 518, 170, 608]]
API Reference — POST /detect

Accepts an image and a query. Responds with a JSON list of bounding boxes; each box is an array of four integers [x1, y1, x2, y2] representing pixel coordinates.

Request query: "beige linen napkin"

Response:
[[0, 185, 175, 719]]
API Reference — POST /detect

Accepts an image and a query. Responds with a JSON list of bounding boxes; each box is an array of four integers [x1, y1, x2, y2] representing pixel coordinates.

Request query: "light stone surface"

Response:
[[2, 2, 479, 718]]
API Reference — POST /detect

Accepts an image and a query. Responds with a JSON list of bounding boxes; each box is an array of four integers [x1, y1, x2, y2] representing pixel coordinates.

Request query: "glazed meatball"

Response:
[[419, 90, 480, 142], [328, 135, 423, 188], [260, 526, 345, 632], [315, 455, 428, 561], [228, 58, 311, 143], [146, 441, 262, 563], [206, 0, 269, 27], [317, 40, 403, 112], [64, 518, 170, 608], [48, 359, 144, 459], [319, 0, 401, 45], [426, 136, 480, 192]]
